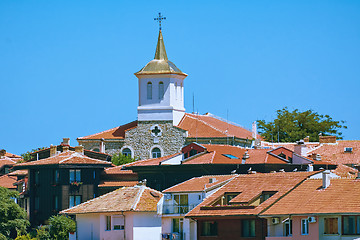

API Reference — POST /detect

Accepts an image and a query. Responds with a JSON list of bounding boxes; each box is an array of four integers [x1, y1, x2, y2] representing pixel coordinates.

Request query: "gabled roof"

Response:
[[0, 157, 19, 171], [186, 171, 317, 218], [5, 152, 21, 159], [60, 185, 162, 214], [178, 113, 257, 139], [0, 174, 17, 189], [163, 175, 235, 193], [77, 121, 138, 140], [261, 178, 360, 216], [15, 151, 112, 168]]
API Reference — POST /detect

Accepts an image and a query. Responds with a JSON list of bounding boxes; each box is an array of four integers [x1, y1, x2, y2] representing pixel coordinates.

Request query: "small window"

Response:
[[301, 218, 309, 235], [152, 147, 161, 158], [223, 154, 238, 159], [242, 219, 256, 237], [284, 219, 292, 236], [175, 82, 178, 100], [344, 147, 353, 153], [343, 216, 360, 235], [172, 218, 180, 233], [69, 195, 81, 208], [92, 148, 100, 152], [106, 216, 111, 231], [260, 191, 277, 204], [224, 193, 240, 205], [53, 195, 59, 211], [278, 153, 286, 159], [35, 197, 40, 210], [159, 82, 164, 99], [54, 169, 60, 183], [122, 148, 132, 157], [113, 216, 124, 230], [324, 217, 338, 234], [189, 149, 197, 157], [201, 221, 218, 236], [69, 169, 81, 183], [147, 82, 152, 100], [34, 170, 39, 185]]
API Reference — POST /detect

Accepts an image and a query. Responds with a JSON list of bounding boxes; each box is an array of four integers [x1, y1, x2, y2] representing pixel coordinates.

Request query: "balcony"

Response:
[[162, 204, 197, 215]]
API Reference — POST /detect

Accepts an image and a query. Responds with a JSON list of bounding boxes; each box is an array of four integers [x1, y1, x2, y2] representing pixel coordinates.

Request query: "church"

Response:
[[77, 27, 258, 160]]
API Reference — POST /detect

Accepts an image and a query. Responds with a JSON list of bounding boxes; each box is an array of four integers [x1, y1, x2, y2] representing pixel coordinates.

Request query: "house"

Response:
[[61, 183, 163, 240], [159, 175, 235, 240], [185, 171, 320, 240], [122, 143, 336, 191], [77, 28, 259, 159], [0, 149, 22, 175], [260, 171, 360, 240], [13, 146, 112, 226]]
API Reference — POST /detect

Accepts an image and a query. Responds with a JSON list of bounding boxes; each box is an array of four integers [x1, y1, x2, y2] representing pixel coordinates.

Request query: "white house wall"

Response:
[[77, 213, 101, 240], [132, 212, 162, 240]]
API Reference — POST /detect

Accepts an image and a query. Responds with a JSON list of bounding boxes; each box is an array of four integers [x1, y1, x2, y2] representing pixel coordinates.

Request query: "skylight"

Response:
[[344, 147, 353, 153], [223, 154, 238, 159]]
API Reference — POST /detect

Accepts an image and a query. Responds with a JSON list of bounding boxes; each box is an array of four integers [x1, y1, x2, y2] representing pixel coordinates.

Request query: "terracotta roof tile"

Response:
[[0, 174, 17, 189], [186, 171, 317, 218], [177, 113, 256, 139], [5, 152, 21, 158], [78, 121, 138, 140], [61, 185, 162, 214], [8, 170, 28, 176], [15, 151, 112, 168], [261, 178, 360, 216], [163, 175, 236, 193], [0, 157, 18, 170], [98, 180, 139, 188], [104, 166, 135, 175], [124, 153, 180, 167]]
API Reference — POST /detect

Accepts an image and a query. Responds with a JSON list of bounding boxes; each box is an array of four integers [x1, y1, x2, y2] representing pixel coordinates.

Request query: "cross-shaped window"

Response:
[[151, 126, 161, 136]]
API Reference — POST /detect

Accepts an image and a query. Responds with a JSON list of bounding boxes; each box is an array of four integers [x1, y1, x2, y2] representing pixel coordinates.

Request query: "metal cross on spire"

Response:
[[154, 12, 166, 30]]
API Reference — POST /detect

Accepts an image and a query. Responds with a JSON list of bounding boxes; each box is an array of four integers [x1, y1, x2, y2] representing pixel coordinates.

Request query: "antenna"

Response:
[[192, 93, 195, 114], [226, 109, 229, 145]]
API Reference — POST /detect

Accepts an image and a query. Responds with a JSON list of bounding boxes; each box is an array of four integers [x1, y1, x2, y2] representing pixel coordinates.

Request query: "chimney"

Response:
[[294, 140, 307, 157], [304, 136, 310, 142], [242, 151, 249, 164], [50, 145, 57, 157], [63, 145, 69, 152], [319, 135, 337, 144], [61, 138, 70, 146], [100, 138, 105, 153], [75, 146, 84, 155], [252, 121, 257, 139], [0, 149, 6, 158], [307, 164, 314, 172], [322, 170, 331, 189]]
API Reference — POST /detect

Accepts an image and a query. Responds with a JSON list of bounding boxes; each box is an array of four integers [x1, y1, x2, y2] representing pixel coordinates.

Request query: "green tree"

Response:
[[20, 147, 45, 162], [111, 153, 135, 166], [0, 187, 30, 239], [35, 226, 50, 240], [48, 215, 75, 240], [257, 107, 347, 142]]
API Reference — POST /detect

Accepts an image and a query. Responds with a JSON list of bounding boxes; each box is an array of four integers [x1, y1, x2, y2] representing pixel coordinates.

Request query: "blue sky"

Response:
[[1, 0, 359, 155]]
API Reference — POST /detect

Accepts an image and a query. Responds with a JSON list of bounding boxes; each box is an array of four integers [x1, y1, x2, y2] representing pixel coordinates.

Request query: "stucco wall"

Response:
[[131, 212, 162, 240]]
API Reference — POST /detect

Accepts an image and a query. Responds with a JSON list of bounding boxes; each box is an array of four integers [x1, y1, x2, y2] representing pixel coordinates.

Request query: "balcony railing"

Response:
[[162, 204, 197, 215], [161, 232, 185, 240]]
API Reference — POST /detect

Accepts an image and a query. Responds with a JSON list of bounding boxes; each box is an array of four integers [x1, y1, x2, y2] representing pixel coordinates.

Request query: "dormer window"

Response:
[[344, 147, 353, 153]]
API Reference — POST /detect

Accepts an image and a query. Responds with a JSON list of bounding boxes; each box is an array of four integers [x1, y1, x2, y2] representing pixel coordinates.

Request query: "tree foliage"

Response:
[[257, 107, 347, 142], [111, 153, 135, 166], [0, 187, 30, 239], [48, 215, 75, 240], [20, 147, 45, 162]]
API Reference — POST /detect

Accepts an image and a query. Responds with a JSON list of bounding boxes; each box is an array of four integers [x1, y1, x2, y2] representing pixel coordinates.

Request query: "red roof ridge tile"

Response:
[[78, 121, 138, 140], [182, 114, 227, 136]]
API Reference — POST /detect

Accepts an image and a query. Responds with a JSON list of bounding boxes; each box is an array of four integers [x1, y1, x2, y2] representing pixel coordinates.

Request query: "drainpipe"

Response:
[[121, 211, 126, 240]]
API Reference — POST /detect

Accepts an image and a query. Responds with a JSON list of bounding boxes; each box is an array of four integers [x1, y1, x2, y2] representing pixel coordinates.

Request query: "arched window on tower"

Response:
[[122, 148, 132, 157], [159, 82, 164, 99], [147, 82, 152, 100], [152, 147, 161, 158], [180, 83, 183, 101], [175, 82, 178, 100]]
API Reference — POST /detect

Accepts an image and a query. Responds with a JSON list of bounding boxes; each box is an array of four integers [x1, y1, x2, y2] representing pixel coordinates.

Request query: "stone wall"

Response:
[[78, 140, 124, 156], [124, 120, 187, 160]]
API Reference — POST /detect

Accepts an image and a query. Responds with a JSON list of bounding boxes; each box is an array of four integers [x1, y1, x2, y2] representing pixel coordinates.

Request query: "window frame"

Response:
[[284, 219, 292, 236], [69, 169, 81, 183], [158, 81, 164, 99], [106, 216, 112, 231], [152, 147, 161, 158], [324, 217, 338, 234], [242, 219, 256, 237], [201, 221, 218, 236], [342, 216, 360, 235], [147, 82, 152, 100], [69, 195, 81, 208], [122, 148, 132, 157], [301, 218, 309, 235]]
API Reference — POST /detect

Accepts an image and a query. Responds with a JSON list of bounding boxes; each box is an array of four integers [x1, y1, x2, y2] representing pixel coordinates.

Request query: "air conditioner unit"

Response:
[[271, 217, 280, 224], [308, 217, 316, 223]]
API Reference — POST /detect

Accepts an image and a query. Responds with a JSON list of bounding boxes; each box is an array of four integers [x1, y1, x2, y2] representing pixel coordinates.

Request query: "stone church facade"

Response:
[[78, 29, 257, 160]]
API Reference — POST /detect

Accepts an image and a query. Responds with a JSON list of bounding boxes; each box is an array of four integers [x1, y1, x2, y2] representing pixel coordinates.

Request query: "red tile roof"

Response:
[[98, 180, 139, 188], [78, 121, 138, 140], [261, 178, 360, 216], [163, 175, 235, 193], [178, 113, 257, 139], [15, 151, 112, 168], [124, 153, 180, 167], [308, 140, 360, 165], [0, 174, 17, 189], [186, 171, 317, 218], [5, 152, 21, 158], [0, 157, 18, 170], [61, 185, 162, 214]]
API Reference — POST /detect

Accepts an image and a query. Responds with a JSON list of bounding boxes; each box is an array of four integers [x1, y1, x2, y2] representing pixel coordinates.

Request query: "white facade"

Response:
[[137, 74, 186, 126], [72, 211, 161, 240]]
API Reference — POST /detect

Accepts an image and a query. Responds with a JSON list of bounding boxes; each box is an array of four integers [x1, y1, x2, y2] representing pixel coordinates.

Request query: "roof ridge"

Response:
[[78, 121, 137, 140], [132, 185, 145, 210], [210, 151, 216, 164], [187, 114, 229, 136], [204, 113, 251, 132]]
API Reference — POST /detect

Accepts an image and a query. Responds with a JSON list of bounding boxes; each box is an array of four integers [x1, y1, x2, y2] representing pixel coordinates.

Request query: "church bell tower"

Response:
[[134, 20, 187, 126]]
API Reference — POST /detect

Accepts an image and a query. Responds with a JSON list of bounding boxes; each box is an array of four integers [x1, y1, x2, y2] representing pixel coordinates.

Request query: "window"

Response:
[[189, 149, 197, 157], [173, 194, 188, 214], [93, 170, 96, 180], [344, 147, 353, 152], [34, 197, 40, 210], [122, 148, 132, 157], [69, 195, 81, 208], [242, 219, 256, 237], [223, 154, 238, 159], [301, 218, 309, 235], [224, 193, 239, 205], [201, 221, 218, 236], [106, 216, 111, 231], [69, 169, 81, 183], [54, 169, 59, 184], [260, 191, 276, 204], [159, 82, 164, 99], [92, 148, 100, 152], [34, 170, 39, 185], [152, 147, 161, 158], [175, 82, 178, 100], [147, 82, 152, 100], [343, 216, 360, 235], [53, 195, 59, 211], [278, 153, 286, 159], [284, 219, 292, 236], [113, 216, 124, 230], [172, 218, 183, 234], [324, 217, 338, 234]]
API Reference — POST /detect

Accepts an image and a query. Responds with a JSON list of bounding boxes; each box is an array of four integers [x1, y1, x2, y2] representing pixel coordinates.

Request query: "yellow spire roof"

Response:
[[135, 30, 187, 76]]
